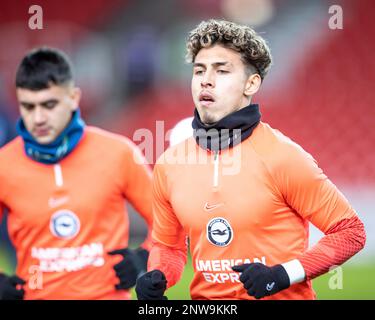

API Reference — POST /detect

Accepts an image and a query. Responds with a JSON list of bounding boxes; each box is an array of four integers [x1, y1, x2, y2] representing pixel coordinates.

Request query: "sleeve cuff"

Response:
[[281, 259, 306, 285]]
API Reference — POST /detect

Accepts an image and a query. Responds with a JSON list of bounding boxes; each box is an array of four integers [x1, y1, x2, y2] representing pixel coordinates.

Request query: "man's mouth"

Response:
[[34, 128, 51, 137], [199, 92, 215, 107]]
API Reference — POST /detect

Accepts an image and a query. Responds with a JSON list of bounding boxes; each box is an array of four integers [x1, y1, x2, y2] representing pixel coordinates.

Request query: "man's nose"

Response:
[[33, 106, 47, 124], [201, 70, 215, 88]]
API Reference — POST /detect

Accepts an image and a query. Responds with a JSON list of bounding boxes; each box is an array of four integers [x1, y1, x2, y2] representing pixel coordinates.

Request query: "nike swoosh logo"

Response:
[[204, 202, 224, 212], [48, 196, 69, 208], [266, 282, 275, 292]]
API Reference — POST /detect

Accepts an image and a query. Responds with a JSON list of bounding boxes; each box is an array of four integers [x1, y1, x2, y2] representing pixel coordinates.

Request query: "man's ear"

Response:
[[244, 73, 262, 97], [69, 87, 82, 111]]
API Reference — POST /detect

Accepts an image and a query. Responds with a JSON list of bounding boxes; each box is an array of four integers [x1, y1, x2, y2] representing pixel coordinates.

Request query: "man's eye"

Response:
[[22, 104, 34, 111], [194, 70, 204, 75], [217, 70, 229, 74], [44, 102, 57, 109]]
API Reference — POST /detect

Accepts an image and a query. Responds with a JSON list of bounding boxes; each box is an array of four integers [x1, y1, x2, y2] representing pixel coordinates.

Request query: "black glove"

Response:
[[135, 270, 168, 300], [108, 247, 149, 290], [232, 263, 290, 299], [0, 274, 26, 300]]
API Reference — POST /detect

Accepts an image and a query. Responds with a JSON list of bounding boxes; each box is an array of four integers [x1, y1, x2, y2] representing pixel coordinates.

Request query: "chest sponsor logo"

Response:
[[50, 210, 80, 239], [206, 217, 233, 247], [195, 257, 267, 284], [31, 243, 105, 273]]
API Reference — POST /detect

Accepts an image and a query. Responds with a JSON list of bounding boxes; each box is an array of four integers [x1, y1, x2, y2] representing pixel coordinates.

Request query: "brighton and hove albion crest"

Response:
[[50, 210, 80, 239], [206, 217, 233, 247]]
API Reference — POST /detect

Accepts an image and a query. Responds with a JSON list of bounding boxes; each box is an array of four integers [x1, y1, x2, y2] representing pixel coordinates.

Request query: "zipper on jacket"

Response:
[[53, 164, 63, 187], [213, 151, 219, 189]]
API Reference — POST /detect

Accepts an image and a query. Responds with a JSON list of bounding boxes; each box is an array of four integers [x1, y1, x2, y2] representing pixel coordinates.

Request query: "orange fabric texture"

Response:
[[0, 126, 153, 299], [299, 216, 365, 280], [150, 122, 365, 300], [147, 241, 187, 288]]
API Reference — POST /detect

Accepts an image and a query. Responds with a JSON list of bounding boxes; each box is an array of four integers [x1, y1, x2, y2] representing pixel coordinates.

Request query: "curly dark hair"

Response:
[[186, 19, 272, 80]]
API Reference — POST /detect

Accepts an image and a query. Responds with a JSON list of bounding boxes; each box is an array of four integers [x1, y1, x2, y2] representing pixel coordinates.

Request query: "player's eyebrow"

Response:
[[193, 61, 231, 68], [20, 99, 59, 107]]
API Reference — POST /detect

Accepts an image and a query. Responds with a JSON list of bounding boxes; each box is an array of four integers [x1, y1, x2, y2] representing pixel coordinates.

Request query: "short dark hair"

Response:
[[16, 47, 74, 90]]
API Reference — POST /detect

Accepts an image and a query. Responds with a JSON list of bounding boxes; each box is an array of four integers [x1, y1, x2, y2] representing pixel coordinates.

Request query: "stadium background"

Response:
[[0, 0, 374, 299]]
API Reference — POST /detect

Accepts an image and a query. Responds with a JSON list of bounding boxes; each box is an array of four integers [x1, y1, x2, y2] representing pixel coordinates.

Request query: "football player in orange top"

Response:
[[135, 19, 366, 300], [0, 47, 153, 300]]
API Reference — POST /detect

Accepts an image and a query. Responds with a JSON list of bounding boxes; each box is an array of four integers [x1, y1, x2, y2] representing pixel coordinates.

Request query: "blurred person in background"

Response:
[[135, 19, 366, 300], [0, 101, 16, 147], [0, 47, 153, 300]]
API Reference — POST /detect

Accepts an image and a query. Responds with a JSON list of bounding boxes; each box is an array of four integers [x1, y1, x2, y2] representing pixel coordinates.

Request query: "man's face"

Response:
[[16, 84, 81, 144], [191, 44, 260, 124]]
